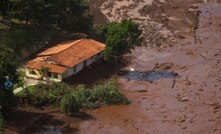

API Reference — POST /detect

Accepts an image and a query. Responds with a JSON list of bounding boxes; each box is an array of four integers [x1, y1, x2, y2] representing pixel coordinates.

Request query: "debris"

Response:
[[181, 96, 189, 102], [172, 79, 176, 88], [152, 63, 159, 71], [137, 90, 148, 93], [130, 68, 135, 72]]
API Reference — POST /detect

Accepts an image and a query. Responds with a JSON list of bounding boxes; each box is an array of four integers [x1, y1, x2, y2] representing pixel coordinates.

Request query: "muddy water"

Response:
[[122, 70, 179, 81], [79, 2, 221, 134]]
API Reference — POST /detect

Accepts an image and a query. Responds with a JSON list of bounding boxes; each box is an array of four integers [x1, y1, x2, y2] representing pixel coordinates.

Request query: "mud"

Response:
[[121, 70, 179, 81], [3, 0, 221, 134], [78, 1, 221, 134]]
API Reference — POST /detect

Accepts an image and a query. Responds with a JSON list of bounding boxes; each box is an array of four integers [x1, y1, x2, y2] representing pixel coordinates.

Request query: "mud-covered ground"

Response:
[[3, 0, 221, 134], [80, 0, 221, 133]]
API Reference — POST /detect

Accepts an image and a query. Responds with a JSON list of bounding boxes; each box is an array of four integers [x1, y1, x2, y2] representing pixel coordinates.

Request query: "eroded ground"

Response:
[[3, 0, 221, 134]]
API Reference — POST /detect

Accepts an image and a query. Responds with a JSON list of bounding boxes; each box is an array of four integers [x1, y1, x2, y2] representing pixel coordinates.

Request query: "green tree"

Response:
[[0, 111, 3, 134], [61, 91, 81, 115], [103, 19, 142, 61], [0, 47, 18, 109], [11, 0, 92, 30]]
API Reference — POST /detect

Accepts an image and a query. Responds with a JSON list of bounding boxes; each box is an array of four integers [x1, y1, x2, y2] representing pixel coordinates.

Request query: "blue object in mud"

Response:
[[4, 79, 13, 90]]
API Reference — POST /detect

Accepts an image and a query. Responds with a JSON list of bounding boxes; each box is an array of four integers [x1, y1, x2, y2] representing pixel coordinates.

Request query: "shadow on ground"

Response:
[[64, 61, 120, 85]]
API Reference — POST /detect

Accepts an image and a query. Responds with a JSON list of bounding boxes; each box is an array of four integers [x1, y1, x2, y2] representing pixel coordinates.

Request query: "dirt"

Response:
[[3, 0, 221, 134]]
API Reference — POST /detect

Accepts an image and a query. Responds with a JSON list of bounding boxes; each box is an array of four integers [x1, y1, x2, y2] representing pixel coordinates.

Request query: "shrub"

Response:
[[64, 80, 130, 109], [84, 80, 129, 108], [0, 111, 3, 134], [20, 82, 70, 105], [60, 91, 81, 115]]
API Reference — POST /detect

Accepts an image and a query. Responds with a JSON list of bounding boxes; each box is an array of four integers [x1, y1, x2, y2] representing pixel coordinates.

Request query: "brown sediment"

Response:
[[3, 0, 221, 134], [78, 1, 221, 134]]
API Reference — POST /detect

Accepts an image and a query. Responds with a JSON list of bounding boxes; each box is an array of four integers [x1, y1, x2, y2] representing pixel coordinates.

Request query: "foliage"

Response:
[[13, 70, 25, 90], [61, 80, 129, 112], [0, 47, 18, 109], [3, 29, 43, 55], [83, 80, 129, 109], [16, 80, 129, 115], [0, 111, 3, 134], [60, 91, 81, 115], [23, 82, 70, 105], [103, 19, 142, 60], [0, 0, 92, 31]]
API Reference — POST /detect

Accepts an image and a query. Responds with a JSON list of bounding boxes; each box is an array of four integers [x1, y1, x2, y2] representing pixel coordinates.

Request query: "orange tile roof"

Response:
[[26, 61, 68, 74], [25, 39, 106, 73], [38, 39, 83, 56], [51, 39, 105, 67]]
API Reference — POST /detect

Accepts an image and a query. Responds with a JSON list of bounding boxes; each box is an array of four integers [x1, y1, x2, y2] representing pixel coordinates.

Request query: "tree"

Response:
[[0, 47, 18, 109], [61, 91, 81, 115], [10, 0, 92, 30], [0, 111, 3, 133], [103, 19, 142, 61]]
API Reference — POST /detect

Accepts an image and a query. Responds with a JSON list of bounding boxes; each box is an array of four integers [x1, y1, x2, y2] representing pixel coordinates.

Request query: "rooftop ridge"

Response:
[[53, 39, 85, 56], [38, 39, 84, 56]]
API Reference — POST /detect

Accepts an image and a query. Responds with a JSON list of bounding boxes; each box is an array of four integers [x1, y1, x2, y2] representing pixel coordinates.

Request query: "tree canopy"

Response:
[[0, 47, 18, 109], [103, 19, 142, 60], [0, 0, 92, 31]]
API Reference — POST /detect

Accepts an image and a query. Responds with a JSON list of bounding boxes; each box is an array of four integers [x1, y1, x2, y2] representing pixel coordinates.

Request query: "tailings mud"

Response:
[[79, 1, 221, 134]]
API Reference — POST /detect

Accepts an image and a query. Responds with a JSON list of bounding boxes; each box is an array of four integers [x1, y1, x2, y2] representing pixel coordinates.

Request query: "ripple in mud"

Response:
[[121, 70, 179, 81]]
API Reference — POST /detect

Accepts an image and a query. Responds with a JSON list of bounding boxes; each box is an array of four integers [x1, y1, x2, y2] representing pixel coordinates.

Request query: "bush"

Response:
[[20, 82, 70, 105], [60, 91, 81, 115], [61, 80, 129, 110], [83, 80, 129, 109], [0, 111, 3, 134], [16, 80, 129, 115]]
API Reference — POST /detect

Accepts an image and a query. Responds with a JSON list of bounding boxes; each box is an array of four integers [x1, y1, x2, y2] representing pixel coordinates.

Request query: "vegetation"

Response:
[[0, 47, 18, 109], [0, 0, 92, 31], [3, 29, 44, 55], [102, 19, 142, 60], [0, 111, 3, 134], [16, 80, 129, 115], [61, 91, 81, 115], [61, 80, 129, 114], [24, 83, 70, 105]]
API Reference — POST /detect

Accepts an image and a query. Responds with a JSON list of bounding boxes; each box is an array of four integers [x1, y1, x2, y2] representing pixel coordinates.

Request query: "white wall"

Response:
[[61, 54, 102, 79], [86, 56, 96, 66], [26, 68, 41, 79], [67, 67, 74, 76], [76, 62, 84, 73]]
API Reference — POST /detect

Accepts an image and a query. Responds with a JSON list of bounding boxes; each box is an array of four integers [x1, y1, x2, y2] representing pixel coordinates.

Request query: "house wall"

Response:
[[75, 62, 84, 73], [26, 68, 62, 82], [62, 52, 103, 79], [25, 68, 41, 79], [87, 56, 95, 66]]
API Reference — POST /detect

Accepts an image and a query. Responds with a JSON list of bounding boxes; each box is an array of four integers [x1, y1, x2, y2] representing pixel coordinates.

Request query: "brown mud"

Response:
[[3, 0, 221, 134]]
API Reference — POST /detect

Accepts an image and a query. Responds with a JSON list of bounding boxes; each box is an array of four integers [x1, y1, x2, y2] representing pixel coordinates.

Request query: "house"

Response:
[[25, 39, 106, 82]]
